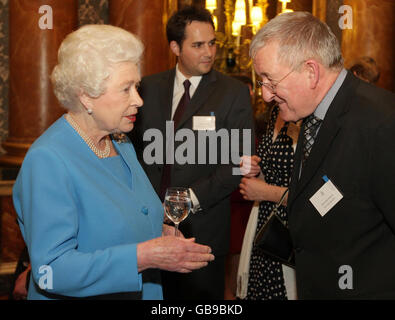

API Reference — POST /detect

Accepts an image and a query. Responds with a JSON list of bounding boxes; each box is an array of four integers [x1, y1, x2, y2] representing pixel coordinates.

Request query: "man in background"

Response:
[[130, 6, 254, 299], [350, 56, 380, 84]]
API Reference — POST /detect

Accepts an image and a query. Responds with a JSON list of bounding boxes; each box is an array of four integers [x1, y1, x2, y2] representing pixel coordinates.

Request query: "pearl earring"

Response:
[[87, 108, 93, 115]]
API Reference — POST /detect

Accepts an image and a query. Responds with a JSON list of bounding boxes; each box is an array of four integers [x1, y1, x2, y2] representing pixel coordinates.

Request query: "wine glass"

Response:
[[164, 187, 191, 236]]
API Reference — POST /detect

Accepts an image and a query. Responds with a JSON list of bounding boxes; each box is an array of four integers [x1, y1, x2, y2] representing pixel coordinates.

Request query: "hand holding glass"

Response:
[[164, 187, 191, 236]]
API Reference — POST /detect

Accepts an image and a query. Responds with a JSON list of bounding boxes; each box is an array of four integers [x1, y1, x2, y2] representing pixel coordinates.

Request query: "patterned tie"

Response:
[[159, 79, 191, 201], [302, 114, 322, 165]]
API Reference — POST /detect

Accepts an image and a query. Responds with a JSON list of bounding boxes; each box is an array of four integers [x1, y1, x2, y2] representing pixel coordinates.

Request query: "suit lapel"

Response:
[[293, 112, 341, 199], [112, 139, 134, 172], [289, 72, 357, 207], [175, 69, 217, 130], [160, 68, 176, 123]]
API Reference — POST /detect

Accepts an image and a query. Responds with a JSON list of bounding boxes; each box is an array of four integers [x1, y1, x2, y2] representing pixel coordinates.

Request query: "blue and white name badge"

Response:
[[193, 114, 216, 131], [309, 175, 343, 217]]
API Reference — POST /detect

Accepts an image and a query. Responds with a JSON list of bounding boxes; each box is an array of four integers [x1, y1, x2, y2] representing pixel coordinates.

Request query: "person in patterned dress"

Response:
[[239, 104, 300, 299]]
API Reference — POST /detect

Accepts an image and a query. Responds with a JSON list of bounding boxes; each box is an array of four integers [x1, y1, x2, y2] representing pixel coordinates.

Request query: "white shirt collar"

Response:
[[175, 64, 202, 94], [314, 68, 348, 120]]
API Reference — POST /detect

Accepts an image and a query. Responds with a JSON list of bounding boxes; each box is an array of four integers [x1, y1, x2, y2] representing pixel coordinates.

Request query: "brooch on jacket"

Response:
[[111, 133, 127, 144]]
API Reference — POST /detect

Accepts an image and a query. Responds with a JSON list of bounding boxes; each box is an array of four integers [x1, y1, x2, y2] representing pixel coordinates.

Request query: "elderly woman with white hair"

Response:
[[12, 24, 214, 300]]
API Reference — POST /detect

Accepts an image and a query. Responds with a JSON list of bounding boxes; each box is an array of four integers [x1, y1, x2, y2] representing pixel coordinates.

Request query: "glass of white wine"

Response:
[[164, 187, 191, 236]]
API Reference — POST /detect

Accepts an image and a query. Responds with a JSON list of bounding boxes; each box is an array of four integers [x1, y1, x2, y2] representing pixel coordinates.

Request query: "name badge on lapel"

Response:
[[193, 115, 216, 131], [309, 175, 343, 217]]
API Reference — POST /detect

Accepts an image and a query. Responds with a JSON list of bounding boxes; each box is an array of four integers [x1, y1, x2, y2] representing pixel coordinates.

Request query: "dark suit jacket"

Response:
[[288, 71, 395, 299], [130, 68, 254, 256]]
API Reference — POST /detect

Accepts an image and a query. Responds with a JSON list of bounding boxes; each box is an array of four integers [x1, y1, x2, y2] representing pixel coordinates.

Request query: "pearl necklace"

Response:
[[65, 114, 111, 158]]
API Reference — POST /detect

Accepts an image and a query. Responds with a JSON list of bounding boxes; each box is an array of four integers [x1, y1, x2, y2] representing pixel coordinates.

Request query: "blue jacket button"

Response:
[[141, 206, 149, 215]]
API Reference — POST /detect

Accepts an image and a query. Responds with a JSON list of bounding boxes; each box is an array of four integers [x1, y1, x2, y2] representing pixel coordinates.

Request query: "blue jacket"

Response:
[[13, 116, 164, 299]]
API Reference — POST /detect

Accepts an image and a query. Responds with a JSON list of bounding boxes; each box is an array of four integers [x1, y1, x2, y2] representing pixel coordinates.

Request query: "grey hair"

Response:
[[250, 12, 343, 71], [51, 24, 144, 111]]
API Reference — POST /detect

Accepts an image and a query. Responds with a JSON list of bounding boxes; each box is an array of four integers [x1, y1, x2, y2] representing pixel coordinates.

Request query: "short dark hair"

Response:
[[166, 6, 215, 47], [350, 56, 380, 84]]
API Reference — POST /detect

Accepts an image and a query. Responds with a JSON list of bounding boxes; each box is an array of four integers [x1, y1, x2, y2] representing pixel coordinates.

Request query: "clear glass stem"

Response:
[[174, 223, 180, 237]]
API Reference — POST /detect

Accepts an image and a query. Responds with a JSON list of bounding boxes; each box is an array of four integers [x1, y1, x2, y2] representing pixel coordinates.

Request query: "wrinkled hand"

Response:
[[239, 177, 267, 201], [240, 155, 261, 177], [137, 236, 214, 273]]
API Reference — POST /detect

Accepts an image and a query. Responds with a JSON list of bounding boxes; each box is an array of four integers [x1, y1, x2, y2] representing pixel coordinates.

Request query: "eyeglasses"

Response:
[[256, 68, 296, 94]]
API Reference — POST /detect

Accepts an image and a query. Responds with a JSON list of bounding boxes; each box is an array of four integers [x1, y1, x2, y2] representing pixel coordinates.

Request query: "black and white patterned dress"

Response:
[[246, 106, 298, 300]]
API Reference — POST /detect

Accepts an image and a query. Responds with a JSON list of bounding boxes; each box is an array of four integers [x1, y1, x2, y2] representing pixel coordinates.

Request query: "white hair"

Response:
[[250, 12, 343, 71], [51, 24, 144, 111]]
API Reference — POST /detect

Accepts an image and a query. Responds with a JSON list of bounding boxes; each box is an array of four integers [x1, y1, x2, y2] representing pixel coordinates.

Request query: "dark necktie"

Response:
[[302, 114, 322, 166], [172, 79, 191, 128], [159, 79, 191, 201]]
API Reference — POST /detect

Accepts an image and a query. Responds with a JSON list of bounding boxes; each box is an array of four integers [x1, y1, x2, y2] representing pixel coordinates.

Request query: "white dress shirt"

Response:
[[172, 65, 203, 212]]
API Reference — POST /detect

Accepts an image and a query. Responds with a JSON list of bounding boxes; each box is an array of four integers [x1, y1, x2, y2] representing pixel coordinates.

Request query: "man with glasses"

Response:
[[256, 67, 296, 94], [250, 12, 395, 299]]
